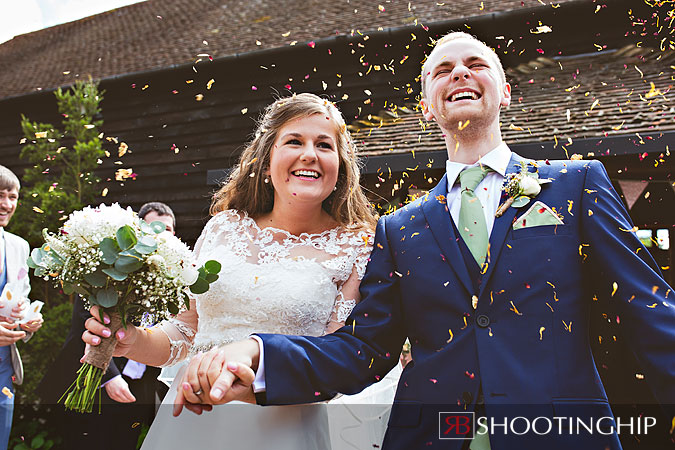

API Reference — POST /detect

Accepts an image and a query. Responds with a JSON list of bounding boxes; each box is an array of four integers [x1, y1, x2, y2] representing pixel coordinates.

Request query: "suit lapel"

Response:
[[478, 153, 532, 297], [421, 174, 474, 295]]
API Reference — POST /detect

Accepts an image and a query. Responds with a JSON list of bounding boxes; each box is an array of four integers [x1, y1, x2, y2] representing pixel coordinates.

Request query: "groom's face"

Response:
[[0, 188, 18, 228], [420, 38, 511, 133]]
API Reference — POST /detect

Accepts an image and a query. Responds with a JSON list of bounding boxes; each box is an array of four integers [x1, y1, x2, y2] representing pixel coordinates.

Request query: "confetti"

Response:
[[33, 207, 44, 214], [101, 188, 108, 197], [447, 329, 453, 343], [1, 387, 12, 399], [207, 79, 215, 90], [539, 327, 545, 340], [611, 282, 618, 297], [509, 301, 522, 315], [35, 131, 47, 139]]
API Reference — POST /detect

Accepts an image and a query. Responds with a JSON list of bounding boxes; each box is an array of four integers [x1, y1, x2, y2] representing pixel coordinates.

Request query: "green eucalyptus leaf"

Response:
[[30, 248, 44, 266], [83, 270, 107, 287], [198, 267, 207, 278], [88, 295, 100, 306], [205, 273, 219, 284], [102, 267, 128, 281], [114, 255, 143, 273], [34, 267, 46, 277], [96, 288, 118, 308], [73, 284, 91, 297], [134, 236, 157, 255], [204, 260, 221, 274], [167, 302, 179, 315], [62, 282, 75, 295], [116, 225, 138, 250], [511, 196, 531, 208], [149, 221, 166, 234], [99, 237, 120, 264], [189, 278, 210, 295], [139, 220, 155, 234], [26, 256, 39, 269], [183, 293, 190, 310]]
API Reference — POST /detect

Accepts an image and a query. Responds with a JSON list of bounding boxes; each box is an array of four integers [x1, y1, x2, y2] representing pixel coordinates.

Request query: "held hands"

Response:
[[173, 338, 260, 417], [81, 305, 139, 360]]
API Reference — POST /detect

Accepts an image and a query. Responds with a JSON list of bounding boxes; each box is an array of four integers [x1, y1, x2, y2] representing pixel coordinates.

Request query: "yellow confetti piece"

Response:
[[33, 207, 44, 214], [471, 295, 478, 310], [195, 94, 204, 101], [588, 209, 593, 216], [368, 358, 374, 369], [207, 79, 215, 90], [118, 142, 129, 157], [562, 320, 572, 332], [509, 301, 522, 316], [1, 387, 12, 399], [567, 200, 574, 215], [539, 327, 545, 340], [132, 422, 141, 428], [458, 120, 470, 130], [447, 329, 453, 343], [35, 131, 48, 139], [241, 108, 248, 114], [652, 286, 659, 295], [647, 303, 657, 308], [101, 188, 108, 197], [546, 302, 554, 312], [611, 282, 618, 297]]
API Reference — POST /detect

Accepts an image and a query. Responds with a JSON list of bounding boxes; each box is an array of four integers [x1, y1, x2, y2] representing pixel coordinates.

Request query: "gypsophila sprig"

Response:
[[27, 203, 221, 413]]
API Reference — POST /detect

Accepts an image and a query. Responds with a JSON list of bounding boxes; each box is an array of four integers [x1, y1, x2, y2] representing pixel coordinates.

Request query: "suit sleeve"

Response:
[[259, 216, 406, 405], [581, 160, 675, 404]]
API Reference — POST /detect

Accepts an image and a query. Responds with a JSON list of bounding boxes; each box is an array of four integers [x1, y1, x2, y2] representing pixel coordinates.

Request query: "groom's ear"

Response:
[[420, 97, 435, 122]]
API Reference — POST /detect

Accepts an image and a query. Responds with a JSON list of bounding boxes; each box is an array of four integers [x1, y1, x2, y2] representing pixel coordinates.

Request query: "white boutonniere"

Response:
[[495, 164, 552, 217]]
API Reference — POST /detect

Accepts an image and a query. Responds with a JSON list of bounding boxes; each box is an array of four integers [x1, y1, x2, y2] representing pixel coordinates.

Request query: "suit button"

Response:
[[476, 315, 490, 328]]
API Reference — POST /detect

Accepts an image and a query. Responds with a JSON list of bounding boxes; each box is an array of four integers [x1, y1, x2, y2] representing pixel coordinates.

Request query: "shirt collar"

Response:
[[445, 142, 512, 190]]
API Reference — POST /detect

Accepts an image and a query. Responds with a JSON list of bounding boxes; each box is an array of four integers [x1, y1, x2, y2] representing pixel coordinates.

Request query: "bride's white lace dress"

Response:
[[141, 210, 400, 450]]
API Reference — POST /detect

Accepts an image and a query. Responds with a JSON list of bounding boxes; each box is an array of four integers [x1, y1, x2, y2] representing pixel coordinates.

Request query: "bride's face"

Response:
[[268, 114, 340, 209]]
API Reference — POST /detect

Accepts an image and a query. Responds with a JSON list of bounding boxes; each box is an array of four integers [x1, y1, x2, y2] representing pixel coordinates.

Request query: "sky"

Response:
[[0, 0, 147, 44]]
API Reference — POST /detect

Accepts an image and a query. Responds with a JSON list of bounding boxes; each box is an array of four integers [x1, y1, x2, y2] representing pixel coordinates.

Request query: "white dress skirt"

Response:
[[139, 211, 400, 450]]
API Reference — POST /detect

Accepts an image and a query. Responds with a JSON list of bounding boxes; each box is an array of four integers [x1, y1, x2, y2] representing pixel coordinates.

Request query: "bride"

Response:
[[83, 93, 401, 449]]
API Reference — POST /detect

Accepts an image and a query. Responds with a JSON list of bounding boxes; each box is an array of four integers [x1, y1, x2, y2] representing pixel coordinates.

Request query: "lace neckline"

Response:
[[239, 210, 342, 240]]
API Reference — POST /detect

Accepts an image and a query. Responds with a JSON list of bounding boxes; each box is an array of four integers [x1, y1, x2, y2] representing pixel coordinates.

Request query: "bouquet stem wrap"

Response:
[[63, 310, 123, 413]]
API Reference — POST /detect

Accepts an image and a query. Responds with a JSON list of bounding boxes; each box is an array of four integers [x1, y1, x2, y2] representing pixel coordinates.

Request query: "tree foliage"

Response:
[[10, 80, 105, 249]]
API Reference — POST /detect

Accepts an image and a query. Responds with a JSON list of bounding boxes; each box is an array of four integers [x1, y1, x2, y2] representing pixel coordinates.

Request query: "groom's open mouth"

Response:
[[291, 169, 321, 180], [447, 89, 481, 102]]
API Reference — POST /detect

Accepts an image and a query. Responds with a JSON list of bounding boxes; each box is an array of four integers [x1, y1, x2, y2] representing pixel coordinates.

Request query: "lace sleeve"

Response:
[[155, 316, 197, 367], [350, 229, 374, 280], [323, 266, 361, 335]]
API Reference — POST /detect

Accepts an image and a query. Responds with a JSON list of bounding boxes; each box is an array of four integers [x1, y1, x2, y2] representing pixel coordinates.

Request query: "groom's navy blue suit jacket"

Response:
[[258, 154, 675, 449]]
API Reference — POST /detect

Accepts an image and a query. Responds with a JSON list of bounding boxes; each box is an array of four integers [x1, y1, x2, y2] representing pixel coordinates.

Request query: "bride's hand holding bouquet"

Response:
[[28, 203, 221, 413]]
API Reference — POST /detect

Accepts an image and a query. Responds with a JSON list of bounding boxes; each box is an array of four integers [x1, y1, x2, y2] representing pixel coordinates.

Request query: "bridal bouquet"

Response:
[[28, 203, 220, 413]]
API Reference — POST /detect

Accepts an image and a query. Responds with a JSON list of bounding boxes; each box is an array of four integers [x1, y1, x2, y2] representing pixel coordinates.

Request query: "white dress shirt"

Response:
[[251, 143, 513, 393], [445, 142, 512, 236]]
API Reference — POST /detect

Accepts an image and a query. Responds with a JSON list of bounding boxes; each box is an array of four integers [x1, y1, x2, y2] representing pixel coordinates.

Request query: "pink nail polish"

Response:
[[226, 362, 237, 371], [102, 329, 111, 337], [183, 383, 190, 391], [117, 330, 125, 340], [92, 337, 100, 345], [103, 316, 110, 324]]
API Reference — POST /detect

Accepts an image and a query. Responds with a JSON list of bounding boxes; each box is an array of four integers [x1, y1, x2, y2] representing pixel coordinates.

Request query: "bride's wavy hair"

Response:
[[210, 93, 377, 229]]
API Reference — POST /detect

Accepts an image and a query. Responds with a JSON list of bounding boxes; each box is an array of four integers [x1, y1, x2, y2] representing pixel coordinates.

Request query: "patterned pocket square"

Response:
[[513, 201, 564, 230]]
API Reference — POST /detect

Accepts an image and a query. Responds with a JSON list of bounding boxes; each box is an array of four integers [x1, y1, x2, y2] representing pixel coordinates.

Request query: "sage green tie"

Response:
[[457, 166, 493, 268]]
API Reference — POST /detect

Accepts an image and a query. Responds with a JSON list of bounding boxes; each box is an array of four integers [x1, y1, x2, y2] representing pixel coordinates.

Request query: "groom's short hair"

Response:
[[0, 165, 20, 192], [139, 202, 175, 227], [420, 31, 507, 97]]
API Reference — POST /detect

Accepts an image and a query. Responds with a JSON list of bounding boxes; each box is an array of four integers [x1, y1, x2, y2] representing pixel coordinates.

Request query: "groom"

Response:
[[205, 32, 675, 449]]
